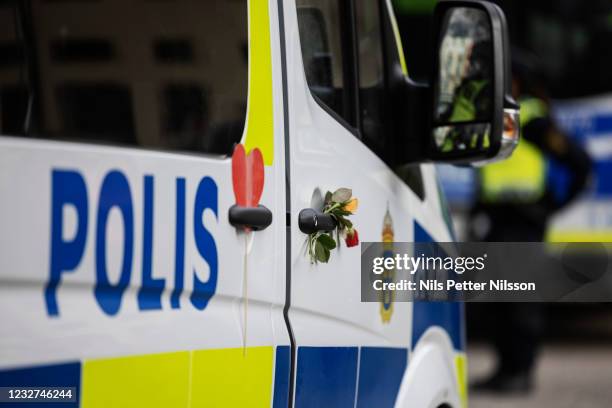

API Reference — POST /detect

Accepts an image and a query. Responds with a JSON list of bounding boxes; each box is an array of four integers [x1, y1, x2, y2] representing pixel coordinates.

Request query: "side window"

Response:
[[356, 0, 386, 153], [296, 0, 354, 127], [0, 0, 248, 156], [355, 0, 425, 199], [294, 0, 424, 199]]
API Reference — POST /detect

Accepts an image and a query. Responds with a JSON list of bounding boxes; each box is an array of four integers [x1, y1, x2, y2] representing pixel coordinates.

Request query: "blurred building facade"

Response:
[[0, 0, 248, 155]]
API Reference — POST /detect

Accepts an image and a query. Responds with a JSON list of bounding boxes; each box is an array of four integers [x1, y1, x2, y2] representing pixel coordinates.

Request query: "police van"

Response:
[[0, 0, 516, 406]]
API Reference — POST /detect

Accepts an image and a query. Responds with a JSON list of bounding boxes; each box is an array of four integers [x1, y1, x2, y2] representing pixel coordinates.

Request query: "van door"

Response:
[[283, 0, 451, 406], [0, 0, 290, 406]]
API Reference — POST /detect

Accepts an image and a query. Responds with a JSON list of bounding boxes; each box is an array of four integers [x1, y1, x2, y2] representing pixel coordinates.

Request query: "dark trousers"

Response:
[[482, 303, 544, 374], [472, 208, 547, 375]]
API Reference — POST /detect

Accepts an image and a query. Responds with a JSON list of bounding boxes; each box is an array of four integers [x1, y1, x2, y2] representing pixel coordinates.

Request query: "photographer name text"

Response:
[[372, 279, 536, 292]]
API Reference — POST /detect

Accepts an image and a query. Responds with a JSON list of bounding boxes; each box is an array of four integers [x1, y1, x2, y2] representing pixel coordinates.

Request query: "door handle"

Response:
[[228, 205, 273, 231], [298, 208, 337, 234]]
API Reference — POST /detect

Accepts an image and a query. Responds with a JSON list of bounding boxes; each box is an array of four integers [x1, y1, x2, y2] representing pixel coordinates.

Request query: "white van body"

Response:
[[0, 0, 466, 407]]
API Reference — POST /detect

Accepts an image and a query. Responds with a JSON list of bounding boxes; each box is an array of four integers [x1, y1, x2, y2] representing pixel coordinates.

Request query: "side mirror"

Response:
[[428, 1, 519, 165]]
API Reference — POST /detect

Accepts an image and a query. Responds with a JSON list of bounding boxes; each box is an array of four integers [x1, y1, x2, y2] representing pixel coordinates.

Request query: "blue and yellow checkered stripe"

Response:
[[0, 346, 290, 408], [0, 345, 412, 408]]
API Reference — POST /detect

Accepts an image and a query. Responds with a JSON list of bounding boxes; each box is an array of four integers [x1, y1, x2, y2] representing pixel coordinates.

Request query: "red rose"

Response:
[[345, 229, 359, 248]]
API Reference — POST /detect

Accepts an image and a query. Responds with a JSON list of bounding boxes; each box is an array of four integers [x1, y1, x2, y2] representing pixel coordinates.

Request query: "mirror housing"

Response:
[[427, 0, 518, 165]]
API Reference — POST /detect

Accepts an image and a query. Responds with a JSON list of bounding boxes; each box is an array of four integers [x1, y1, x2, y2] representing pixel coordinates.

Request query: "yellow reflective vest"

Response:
[[449, 80, 489, 123], [480, 97, 547, 203]]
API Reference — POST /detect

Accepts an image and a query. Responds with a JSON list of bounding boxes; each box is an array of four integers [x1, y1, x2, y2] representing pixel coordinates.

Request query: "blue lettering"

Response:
[[191, 177, 218, 310], [171, 178, 186, 309], [46, 170, 88, 316], [47, 169, 219, 315], [94, 170, 134, 316], [138, 175, 164, 310]]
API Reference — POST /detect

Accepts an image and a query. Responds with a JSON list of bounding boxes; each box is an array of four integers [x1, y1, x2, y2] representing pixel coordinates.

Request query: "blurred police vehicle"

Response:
[[0, 0, 514, 407], [501, 0, 612, 242]]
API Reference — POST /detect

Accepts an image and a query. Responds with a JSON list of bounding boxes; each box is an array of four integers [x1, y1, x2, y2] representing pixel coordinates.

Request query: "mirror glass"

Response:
[[432, 7, 494, 155]]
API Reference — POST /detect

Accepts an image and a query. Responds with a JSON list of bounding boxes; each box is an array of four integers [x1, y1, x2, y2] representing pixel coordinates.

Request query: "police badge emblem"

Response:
[[380, 207, 395, 323]]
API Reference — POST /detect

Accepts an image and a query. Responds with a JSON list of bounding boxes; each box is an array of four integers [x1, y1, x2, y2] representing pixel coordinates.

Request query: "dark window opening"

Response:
[[1, 85, 29, 134], [51, 38, 114, 63], [154, 38, 194, 63], [163, 84, 205, 133], [57, 83, 135, 144]]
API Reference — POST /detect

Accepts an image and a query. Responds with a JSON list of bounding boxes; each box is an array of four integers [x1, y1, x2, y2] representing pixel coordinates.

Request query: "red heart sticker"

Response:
[[232, 144, 264, 207]]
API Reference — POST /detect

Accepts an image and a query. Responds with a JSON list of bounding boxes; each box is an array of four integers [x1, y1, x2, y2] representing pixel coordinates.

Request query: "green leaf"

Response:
[[334, 216, 351, 228], [332, 209, 352, 217], [323, 248, 330, 262], [332, 188, 352, 203], [317, 233, 337, 250], [315, 241, 330, 263]]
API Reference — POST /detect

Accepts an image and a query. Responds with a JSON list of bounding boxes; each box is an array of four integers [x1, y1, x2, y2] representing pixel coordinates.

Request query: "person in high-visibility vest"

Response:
[[438, 37, 493, 153], [439, 78, 491, 152], [470, 51, 592, 394]]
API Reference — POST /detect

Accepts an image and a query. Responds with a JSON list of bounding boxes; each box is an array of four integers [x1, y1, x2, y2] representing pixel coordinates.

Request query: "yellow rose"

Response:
[[343, 198, 358, 214]]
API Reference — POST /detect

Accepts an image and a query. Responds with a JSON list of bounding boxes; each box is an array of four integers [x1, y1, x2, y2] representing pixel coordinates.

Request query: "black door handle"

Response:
[[298, 208, 337, 234], [228, 205, 273, 231]]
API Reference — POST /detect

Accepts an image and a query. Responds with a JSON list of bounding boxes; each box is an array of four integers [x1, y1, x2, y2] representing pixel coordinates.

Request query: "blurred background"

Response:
[[393, 0, 612, 406]]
